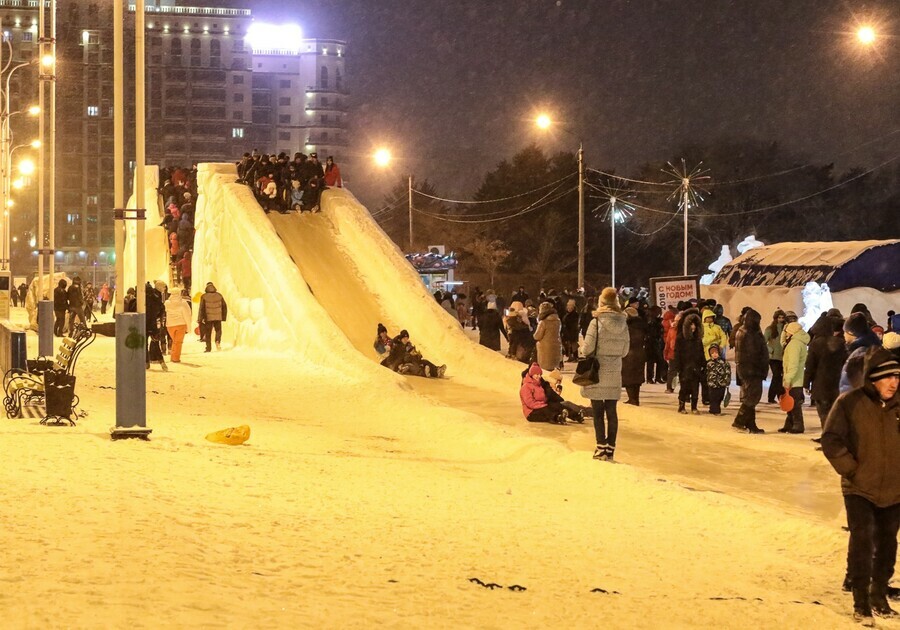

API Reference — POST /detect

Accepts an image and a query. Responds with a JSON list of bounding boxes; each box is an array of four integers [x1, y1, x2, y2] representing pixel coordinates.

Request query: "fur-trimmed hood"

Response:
[[681, 309, 702, 340]]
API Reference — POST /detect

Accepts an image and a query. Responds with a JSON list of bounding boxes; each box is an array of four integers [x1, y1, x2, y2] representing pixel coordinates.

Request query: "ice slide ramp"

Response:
[[194, 163, 521, 391]]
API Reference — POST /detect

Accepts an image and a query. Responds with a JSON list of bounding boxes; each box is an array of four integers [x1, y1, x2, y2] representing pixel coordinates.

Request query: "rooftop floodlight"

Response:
[[245, 23, 302, 53]]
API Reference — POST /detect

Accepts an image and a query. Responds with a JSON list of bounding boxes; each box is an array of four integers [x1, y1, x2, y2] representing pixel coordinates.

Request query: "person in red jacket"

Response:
[[663, 308, 681, 393], [519, 362, 568, 424], [324, 156, 342, 188], [177, 249, 192, 292]]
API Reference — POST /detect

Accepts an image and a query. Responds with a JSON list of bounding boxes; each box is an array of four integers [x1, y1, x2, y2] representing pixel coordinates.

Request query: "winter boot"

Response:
[[678, 401, 687, 414], [787, 415, 805, 434], [871, 584, 896, 617], [437, 364, 447, 378], [593, 444, 607, 460], [853, 587, 873, 620], [690, 406, 700, 415], [731, 406, 749, 433], [747, 409, 765, 434], [777, 415, 792, 433], [605, 446, 615, 462], [554, 409, 569, 424]]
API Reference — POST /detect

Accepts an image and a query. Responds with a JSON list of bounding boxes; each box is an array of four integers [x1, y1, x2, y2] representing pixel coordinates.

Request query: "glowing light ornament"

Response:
[[594, 182, 635, 288], [798, 282, 834, 332], [700, 245, 733, 285], [736, 234, 764, 255], [244, 23, 303, 53]]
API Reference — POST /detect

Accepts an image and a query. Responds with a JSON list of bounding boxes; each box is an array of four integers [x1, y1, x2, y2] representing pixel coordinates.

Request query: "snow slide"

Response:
[[194, 163, 521, 391]]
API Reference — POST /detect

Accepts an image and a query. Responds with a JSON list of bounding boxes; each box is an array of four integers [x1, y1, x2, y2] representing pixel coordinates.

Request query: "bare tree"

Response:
[[466, 238, 512, 286]]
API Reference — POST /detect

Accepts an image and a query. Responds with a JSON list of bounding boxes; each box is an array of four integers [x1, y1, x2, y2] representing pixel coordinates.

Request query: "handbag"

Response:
[[572, 320, 600, 386]]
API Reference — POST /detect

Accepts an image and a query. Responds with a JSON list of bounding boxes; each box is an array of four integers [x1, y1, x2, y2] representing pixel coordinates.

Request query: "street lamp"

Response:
[[373, 148, 415, 250], [17, 158, 34, 176], [857, 26, 876, 45], [535, 114, 585, 289]]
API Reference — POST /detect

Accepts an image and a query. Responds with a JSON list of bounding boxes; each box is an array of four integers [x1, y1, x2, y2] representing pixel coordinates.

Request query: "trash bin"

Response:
[[27, 358, 54, 375], [44, 369, 76, 421]]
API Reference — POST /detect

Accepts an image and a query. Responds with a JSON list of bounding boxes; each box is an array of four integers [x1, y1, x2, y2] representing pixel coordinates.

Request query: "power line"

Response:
[[693, 153, 899, 216], [621, 210, 682, 236], [412, 185, 577, 224], [412, 172, 576, 204]]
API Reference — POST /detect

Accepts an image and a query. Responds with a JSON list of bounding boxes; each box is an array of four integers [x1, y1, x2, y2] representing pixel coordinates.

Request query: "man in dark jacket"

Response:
[[477, 302, 507, 351], [732, 308, 768, 433], [672, 309, 705, 414], [198, 281, 227, 352], [66, 277, 85, 334], [805, 316, 850, 429], [822, 348, 900, 619], [841, 312, 882, 394], [53, 279, 69, 337]]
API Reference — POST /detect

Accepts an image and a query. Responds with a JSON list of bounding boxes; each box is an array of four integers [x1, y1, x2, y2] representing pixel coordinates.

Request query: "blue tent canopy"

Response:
[[712, 240, 900, 292]]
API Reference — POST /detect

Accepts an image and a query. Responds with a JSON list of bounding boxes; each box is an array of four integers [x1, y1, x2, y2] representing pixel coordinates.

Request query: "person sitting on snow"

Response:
[[519, 363, 568, 424], [542, 369, 589, 423], [380, 329, 446, 378], [373, 323, 393, 358]]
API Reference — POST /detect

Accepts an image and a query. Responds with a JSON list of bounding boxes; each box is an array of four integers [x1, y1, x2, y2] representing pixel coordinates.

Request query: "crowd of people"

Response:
[[374, 324, 446, 378], [236, 149, 342, 214], [52, 276, 108, 336], [490, 281, 897, 619]]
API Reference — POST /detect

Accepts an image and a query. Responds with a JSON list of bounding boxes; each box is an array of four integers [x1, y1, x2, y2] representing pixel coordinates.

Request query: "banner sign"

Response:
[[650, 275, 700, 309]]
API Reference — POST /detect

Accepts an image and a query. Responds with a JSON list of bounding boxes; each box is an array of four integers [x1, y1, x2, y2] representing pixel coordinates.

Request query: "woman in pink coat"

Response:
[[519, 363, 567, 424]]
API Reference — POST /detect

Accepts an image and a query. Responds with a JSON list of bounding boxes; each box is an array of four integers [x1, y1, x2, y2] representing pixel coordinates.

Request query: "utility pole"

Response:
[[609, 199, 616, 288], [577, 143, 584, 289], [408, 174, 413, 251], [682, 181, 689, 276], [48, 0, 56, 283]]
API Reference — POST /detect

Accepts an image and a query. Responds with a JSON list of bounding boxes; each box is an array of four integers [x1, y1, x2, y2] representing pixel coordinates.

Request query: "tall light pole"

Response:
[[111, 0, 150, 439], [535, 114, 585, 289], [373, 147, 417, 249]]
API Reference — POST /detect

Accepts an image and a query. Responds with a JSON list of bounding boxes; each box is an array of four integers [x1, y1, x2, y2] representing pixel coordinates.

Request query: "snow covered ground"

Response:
[[0, 171, 889, 628], [0, 311, 885, 629]]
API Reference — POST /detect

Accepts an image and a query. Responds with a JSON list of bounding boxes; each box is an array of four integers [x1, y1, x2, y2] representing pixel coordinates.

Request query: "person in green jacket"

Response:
[[701, 308, 729, 406], [764, 309, 786, 403], [779, 321, 810, 433]]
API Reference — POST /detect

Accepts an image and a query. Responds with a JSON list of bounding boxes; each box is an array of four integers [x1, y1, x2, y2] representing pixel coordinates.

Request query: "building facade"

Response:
[[1, 0, 347, 280]]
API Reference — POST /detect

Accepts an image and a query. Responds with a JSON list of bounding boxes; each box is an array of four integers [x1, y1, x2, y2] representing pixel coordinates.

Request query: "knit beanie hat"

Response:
[[599, 287, 620, 310], [883, 332, 900, 351], [784, 311, 798, 322], [784, 322, 803, 336], [399, 329, 409, 340], [377, 323, 387, 335], [843, 312, 869, 338], [546, 369, 562, 382], [527, 362, 542, 378], [869, 356, 900, 382]]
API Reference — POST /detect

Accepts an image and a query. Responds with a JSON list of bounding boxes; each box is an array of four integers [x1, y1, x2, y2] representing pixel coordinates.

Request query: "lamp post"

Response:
[[373, 147, 417, 250], [535, 114, 585, 289]]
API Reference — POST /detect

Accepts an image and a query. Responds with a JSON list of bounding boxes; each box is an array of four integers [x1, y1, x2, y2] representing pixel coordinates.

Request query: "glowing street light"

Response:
[[11, 178, 24, 190], [29, 139, 40, 148], [535, 113, 585, 288], [857, 26, 876, 45], [18, 159, 35, 176], [373, 148, 391, 168], [27, 105, 40, 116], [41, 53, 54, 68]]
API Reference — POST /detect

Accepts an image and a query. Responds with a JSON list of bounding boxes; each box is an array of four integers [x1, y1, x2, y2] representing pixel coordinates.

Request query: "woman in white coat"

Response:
[[579, 287, 630, 462], [164, 289, 194, 363]]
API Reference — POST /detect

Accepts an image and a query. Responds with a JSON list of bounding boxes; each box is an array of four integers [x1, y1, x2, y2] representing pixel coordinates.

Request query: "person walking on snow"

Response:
[[731, 308, 767, 433], [705, 344, 731, 416], [672, 309, 705, 415], [622, 305, 648, 406], [198, 281, 227, 352], [53, 278, 69, 337], [533, 301, 562, 371], [765, 309, 787, 404], [822, 349, 900, 620], [805, 316, 849, 431], [778, 321, 810, 433], [701, 308, 728, 405], [164, 289, 193, 363], [579, 287, 630, 462], [477, 302, 507, 351]]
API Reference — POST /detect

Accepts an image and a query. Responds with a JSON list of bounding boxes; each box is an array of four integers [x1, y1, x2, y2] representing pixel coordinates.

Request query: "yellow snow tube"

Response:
[[205, 425, 251, 445], [193, 291, 203, 304]]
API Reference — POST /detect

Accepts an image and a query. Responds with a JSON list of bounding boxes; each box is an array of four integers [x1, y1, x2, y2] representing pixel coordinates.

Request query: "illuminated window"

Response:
[[22, 32, 33, 42], [87, 106, 99, 116], [232, 127, 244, 138]]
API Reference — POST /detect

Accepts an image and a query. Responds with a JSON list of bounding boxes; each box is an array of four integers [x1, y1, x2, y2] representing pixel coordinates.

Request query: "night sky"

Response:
[[245, 0, 898, 208]]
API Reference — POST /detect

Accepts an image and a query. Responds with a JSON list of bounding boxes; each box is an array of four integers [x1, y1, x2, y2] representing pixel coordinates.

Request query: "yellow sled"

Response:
[[205, 425, 251, 445]]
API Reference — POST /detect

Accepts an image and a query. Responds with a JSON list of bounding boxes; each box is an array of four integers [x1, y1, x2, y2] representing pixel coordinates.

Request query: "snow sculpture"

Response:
[[798, 282, 834, 331], [700, 245, 733, 285], [736, 235, 764, 255]]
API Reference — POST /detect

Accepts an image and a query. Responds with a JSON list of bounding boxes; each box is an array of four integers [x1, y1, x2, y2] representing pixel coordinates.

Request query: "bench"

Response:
[[3, 325, 95, 425]]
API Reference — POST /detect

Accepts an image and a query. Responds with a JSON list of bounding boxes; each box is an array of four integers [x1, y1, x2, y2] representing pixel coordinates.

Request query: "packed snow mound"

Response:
[[194, 163, 521, 392], [700, 245, 733, 285]]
